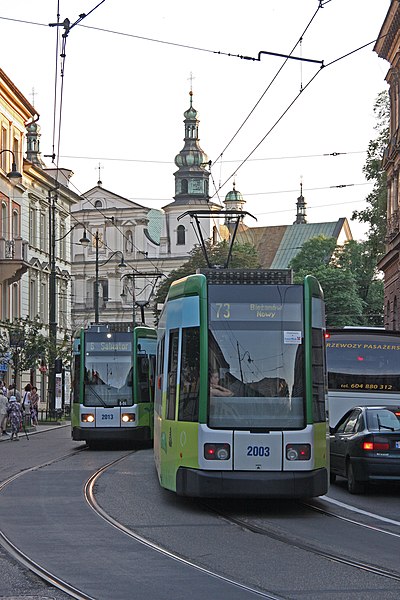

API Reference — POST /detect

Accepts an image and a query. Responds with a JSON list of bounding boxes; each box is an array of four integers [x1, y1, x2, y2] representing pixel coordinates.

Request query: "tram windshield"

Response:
[[84, 332, 133, 407], [326, 331, 400, 393], [208, 284, 305, 429]]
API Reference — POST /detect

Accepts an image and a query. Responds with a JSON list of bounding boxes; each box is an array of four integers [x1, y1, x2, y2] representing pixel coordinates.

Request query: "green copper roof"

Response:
[[270, 221, 344, 269], [145, 208, 163, 245]]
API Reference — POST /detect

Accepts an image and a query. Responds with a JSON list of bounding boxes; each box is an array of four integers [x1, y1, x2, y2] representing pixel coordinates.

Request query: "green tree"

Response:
[[352, 90, 389, 260], [153, 240, 260, 318], [1, 317, 50, 385], [0, 317, 71, 386], [289, 236, 382, 327]]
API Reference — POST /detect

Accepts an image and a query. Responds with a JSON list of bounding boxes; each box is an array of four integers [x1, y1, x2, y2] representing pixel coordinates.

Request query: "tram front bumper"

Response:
[[72, 426, 151, 442], [176, 467, 328, 498]]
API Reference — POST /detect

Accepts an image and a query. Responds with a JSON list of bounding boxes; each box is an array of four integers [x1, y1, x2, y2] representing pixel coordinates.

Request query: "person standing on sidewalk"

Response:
[[7, 396, 22, 441], [22, 383, 32, 425], [30, 386, 39, 426], [0, 388, 8, 435]]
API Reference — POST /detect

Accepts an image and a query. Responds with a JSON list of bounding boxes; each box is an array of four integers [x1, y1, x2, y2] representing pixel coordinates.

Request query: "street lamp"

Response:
[[0, 149, 23, 183], [120, 271, 162, 327], [93, 236, 127, 324], [48, 215, 90, 411]]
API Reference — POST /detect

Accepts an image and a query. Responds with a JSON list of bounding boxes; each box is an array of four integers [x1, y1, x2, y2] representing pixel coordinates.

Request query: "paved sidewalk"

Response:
[[0, 422, 70, 441]]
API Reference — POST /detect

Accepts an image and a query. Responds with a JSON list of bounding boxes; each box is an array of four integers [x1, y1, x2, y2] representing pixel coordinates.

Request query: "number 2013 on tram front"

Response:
[[154, 270, 329, 498]]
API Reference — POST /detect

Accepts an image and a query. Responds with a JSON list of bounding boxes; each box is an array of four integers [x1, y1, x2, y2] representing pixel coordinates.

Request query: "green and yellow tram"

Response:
[[71, 323, 156, 447], [154, 269, 329, 497]]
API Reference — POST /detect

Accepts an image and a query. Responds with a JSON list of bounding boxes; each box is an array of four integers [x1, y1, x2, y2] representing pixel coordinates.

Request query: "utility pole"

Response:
[[48, 189, 57, 412], [94, 231, 100, 324]]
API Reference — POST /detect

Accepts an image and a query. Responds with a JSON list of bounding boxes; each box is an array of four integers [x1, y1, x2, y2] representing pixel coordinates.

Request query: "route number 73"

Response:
[[215, 303, 231, 319]]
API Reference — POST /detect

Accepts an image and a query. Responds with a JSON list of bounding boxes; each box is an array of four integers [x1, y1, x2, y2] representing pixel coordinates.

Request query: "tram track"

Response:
[[0, 446, 94, 600], [85, 457, 285, 600], [0, 448, 284, 600], [200, 499, 400, 584]]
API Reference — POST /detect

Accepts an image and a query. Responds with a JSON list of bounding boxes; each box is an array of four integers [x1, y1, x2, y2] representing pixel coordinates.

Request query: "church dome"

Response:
[[225, 188, 244, 203], [174, 147, 209, 168]]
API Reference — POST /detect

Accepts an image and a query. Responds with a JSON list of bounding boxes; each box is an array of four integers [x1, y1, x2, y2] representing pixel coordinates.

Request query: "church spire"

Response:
[[293, 181, 307, 224], [173, 89, 210, 205]]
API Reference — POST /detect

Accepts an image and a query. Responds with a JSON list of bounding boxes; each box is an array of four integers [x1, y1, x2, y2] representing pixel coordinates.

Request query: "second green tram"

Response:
[[71, 323, 157, 446], [154, 270, 329, 498]]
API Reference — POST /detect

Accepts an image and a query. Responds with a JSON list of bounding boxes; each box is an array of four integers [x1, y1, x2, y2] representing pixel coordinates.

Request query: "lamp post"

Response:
[[0, 149, 23, 183], [48, 212, 90, 411], [120, 272, 162, 327], [94, 244, 127, 324]]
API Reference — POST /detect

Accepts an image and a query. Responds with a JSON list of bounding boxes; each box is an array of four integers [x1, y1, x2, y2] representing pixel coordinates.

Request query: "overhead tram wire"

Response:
[[212, 2, 325, 168], [209, 35, 386, 202], [58, 149, 366, 165]]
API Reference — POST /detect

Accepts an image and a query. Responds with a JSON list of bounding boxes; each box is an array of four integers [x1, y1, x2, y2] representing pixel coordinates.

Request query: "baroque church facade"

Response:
[[70, 91, 222, 330]]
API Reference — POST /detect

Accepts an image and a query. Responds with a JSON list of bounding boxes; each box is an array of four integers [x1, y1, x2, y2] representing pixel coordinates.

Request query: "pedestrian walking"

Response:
[[7, 396, 22, 441], [22, 383, 32, 424], [30, 386, 40, 426], [0, 388, 8, 435]]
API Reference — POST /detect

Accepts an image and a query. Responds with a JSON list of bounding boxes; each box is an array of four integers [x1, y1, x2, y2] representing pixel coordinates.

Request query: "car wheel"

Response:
[[329, 472, 336, 484], [347, 461, 365, 494]]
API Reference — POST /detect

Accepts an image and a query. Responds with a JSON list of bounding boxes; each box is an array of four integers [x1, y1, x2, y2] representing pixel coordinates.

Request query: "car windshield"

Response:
[[366, 409, 400, 432]]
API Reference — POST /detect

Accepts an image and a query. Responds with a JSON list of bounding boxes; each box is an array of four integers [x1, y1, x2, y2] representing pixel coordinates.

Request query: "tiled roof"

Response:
[[270, 221, 344, 268]]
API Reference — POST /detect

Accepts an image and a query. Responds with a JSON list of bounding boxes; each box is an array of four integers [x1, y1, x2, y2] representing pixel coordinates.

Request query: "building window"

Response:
[[394, 297, 398, 330], [40, 278, 48, 323], [1, 129, 7, 171], [1, 202, 7, 238], [177, 225, 185, 245], [13, 138, 19, 171], [94, 200, 102, 208], [29, 277, 37, 317], [181, 179, 188, 194], [59, 220, 66, 260], [29, 206, 37, 245], [12, 283, 19, 320], [12, 210, 19, 238], [40, 212, 47, 252]]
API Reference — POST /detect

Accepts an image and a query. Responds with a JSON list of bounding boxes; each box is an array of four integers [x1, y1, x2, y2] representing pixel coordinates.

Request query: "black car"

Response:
[[330, 405, 400, 494]]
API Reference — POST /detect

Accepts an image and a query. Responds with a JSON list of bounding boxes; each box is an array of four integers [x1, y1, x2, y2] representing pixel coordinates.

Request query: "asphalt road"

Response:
[[1, 425, 400, 599]]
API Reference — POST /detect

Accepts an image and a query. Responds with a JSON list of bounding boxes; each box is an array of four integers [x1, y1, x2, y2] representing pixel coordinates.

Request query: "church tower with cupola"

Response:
[[160, 90, 220, 258]]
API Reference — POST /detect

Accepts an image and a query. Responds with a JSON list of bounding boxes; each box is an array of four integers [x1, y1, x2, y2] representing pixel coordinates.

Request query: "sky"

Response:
[[0, 0, 392, 242]]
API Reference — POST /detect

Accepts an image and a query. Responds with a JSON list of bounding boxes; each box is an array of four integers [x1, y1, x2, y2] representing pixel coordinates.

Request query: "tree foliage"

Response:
[[0, 316, 71, 383], [289, 236, 383, 327], [352, 90, 389, 259], [152, 240, 260, 319]]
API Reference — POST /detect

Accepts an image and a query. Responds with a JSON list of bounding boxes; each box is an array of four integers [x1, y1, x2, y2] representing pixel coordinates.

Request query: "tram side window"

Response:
[[72, 353, 80, 404], [154, 336, 164, 416], [312, 328, 326, 423], [166, 330, 179, 420], [178, 327, 200, 422]]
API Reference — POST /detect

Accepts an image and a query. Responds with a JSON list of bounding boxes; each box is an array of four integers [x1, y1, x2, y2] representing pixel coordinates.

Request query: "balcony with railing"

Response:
[[0, 237, 29, 283]]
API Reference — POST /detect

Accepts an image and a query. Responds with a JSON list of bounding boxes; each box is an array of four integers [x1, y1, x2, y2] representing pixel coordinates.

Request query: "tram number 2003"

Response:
[[247, 446, 270, 457]]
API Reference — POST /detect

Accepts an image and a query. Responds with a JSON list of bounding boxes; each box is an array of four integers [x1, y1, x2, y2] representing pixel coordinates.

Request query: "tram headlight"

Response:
[[81, 413, 95, 423], [286, 444, 311, 461], [204, 443, 230, 460], [122, 413, 135, 423]]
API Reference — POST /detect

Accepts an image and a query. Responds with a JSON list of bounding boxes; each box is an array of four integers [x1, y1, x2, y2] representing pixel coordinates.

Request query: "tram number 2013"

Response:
[[101, 414, 114, 420], [247, 446, 270, 457]]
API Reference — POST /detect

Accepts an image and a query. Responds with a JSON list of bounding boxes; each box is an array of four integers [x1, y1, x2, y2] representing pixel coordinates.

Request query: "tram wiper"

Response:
[[86, 384, 108, 407]]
